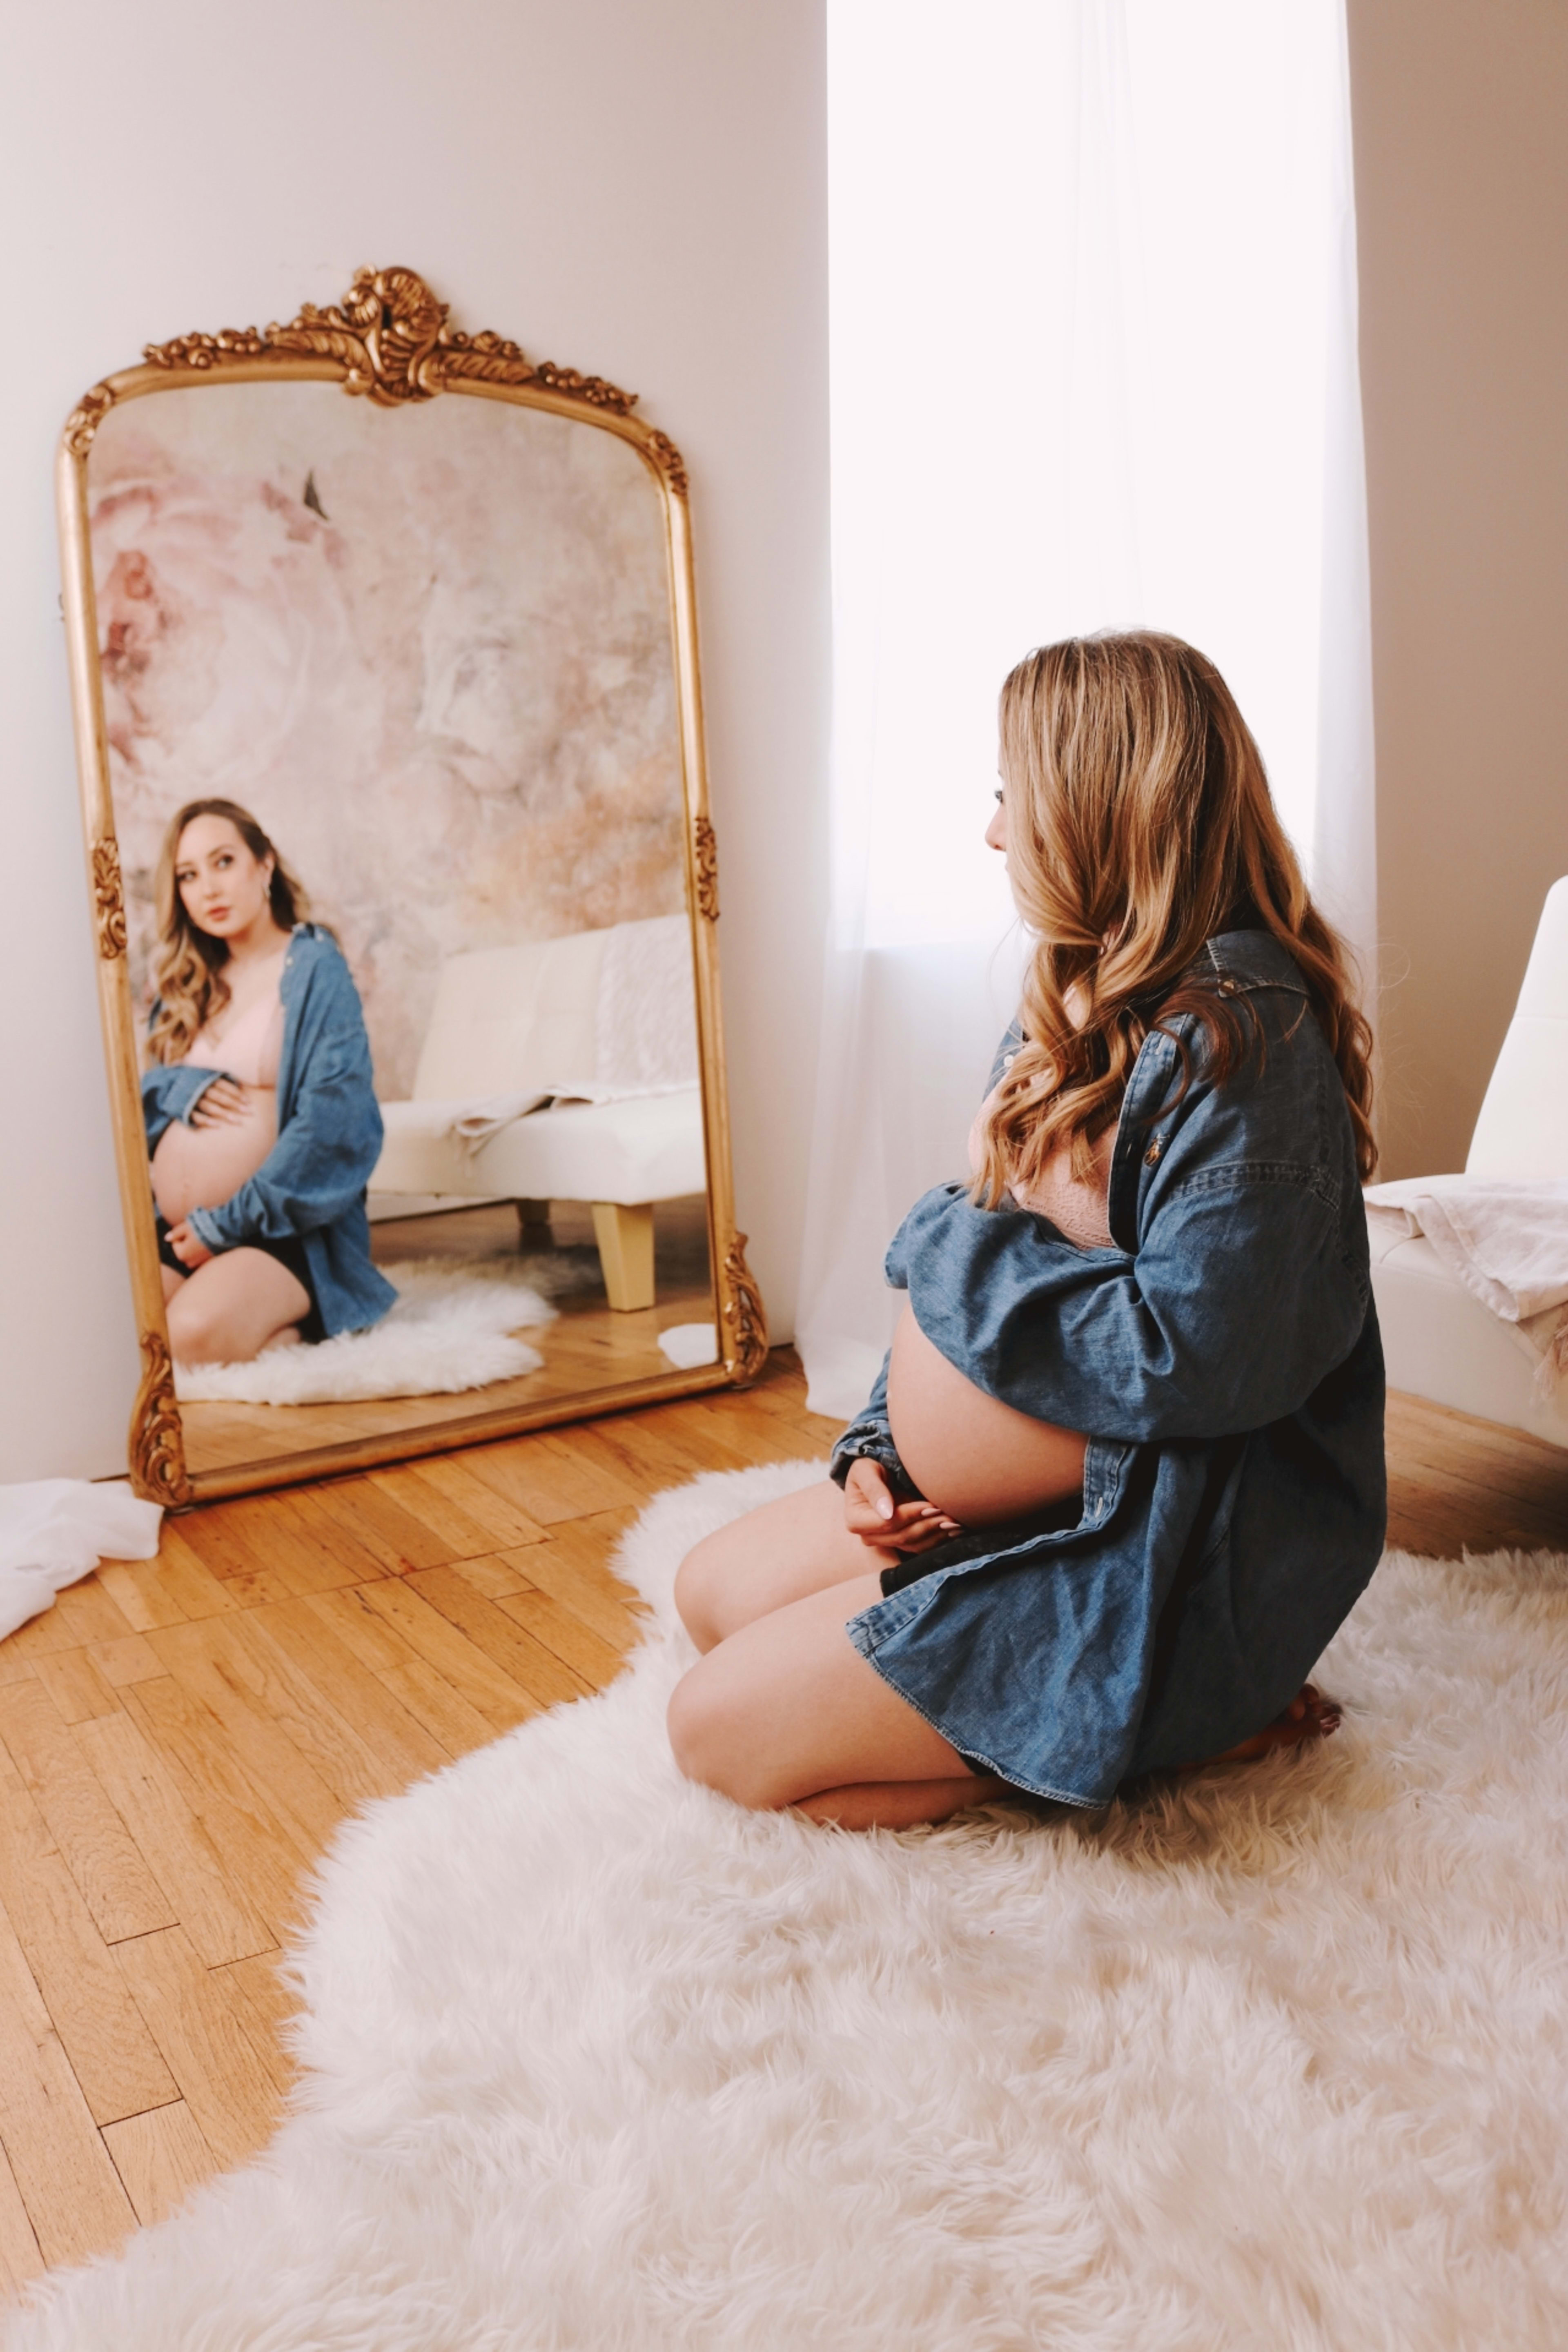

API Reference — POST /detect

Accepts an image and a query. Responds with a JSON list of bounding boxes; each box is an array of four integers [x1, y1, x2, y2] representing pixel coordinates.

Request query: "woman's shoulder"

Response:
[[283, 924, 356, 989]]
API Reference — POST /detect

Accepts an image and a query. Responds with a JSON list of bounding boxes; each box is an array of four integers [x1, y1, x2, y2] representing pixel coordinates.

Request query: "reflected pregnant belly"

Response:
[[886, 1302, 1087, 1527], [151, 1091, 278, 1225]]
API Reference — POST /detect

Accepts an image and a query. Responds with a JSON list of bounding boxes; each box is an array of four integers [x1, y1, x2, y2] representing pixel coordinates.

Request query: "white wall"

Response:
[[0, 0, 829, 1479], [1348, 0, 1568, 1178]]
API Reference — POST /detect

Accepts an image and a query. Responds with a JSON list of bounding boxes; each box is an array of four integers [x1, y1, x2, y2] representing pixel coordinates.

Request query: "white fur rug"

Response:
[[174, 1257, 559, 1405], [9, 1462, 1568, 2350]]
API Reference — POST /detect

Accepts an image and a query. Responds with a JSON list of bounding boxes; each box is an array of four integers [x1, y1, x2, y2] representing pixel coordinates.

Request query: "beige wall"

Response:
[[0, 0, 828, 1480], [1348, 0, 1568, 1177]]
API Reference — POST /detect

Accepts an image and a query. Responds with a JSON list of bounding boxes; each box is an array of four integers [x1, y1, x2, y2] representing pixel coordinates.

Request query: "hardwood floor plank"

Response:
[[382, 1454, 552, 1552], [302, 1583, 425, 1675], [142, 1623, 347, 1856], [459, 1427, 644, 1525], [179, 1615, 405, 1813], [2, 1575, 135, 1661], [354, 1582, 541, 1731], [32, 1647, 123, 1726], [496, 1512, 647, 1648], [493, 1587, 631, 1688], [377, 1659, 502, 1759], [73, 1711, 275, 1969], [114, 1927, 287, 2170], [0, 1755, 178, 2127], [310, 1478, 460, 1574], [118, 1679, 310, 1938], [85, 1633, 165, 1690], [0, 1683, 176, 1945], [247, 1596, 450, 1786], [102, 2100, 215, 2227], [405, 1568, 590, 1709], [301, 1477, 434, 1575], [214, 1951, 296, 2049], [0, 1904, 135, 2267], [94, 1541, 238, 1633], [0, 2132, 44, 2298], [452, 1554, 538, 1601]]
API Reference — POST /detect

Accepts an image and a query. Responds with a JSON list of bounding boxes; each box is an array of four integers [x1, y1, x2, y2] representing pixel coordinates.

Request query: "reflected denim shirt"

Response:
[[141, 926, 396, 1339], [831, 929, 1386, 1806]]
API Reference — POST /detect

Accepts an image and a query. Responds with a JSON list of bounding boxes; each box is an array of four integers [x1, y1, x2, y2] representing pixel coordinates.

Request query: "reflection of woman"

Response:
[[670, 635, 1384, 1830], [141, 799, 395, 1367]]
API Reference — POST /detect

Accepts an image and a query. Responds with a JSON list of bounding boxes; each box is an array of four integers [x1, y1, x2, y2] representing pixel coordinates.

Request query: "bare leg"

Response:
[[674, 1478, 902, 1653], [165, 1248, 311, 1367], [160, 1266, 184, 1306], [668, 1572, 1006, 1826]]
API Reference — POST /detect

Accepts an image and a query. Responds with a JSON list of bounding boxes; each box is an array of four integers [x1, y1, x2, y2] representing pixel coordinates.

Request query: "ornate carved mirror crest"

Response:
[[59, 267, 765, 1508]]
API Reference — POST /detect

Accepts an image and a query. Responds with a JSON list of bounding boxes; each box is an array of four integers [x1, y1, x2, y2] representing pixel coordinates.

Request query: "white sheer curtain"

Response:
[[796, 0, 1374, 1419]]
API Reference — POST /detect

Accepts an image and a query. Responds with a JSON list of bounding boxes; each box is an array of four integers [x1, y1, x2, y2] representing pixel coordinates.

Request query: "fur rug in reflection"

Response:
[[172, 1254, 574, 1405], [8, 1461, 1568, 2350]]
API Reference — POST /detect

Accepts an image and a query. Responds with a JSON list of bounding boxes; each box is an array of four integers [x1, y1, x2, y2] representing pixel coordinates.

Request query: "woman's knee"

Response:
[[672, 1529, 733, 1654], [165, 1289, 226, 1365], [666, 1666, 772, 1808]]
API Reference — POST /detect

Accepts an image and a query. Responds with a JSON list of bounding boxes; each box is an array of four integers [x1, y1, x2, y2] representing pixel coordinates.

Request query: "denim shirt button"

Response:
[[1144, 1138, 1163, 1166]]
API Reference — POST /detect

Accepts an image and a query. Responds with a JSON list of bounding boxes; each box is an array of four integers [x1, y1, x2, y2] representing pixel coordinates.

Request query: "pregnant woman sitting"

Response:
[[142, 798, 394, 1367], [670, 632, 1386, 1829]]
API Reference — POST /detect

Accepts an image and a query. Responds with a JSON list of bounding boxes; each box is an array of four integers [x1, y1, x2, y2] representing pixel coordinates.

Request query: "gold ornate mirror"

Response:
[[58, 267, 765, 1509]]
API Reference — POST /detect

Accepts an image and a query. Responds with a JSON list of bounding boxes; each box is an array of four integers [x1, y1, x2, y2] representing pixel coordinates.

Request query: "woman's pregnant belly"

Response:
[[886, 1302, 1087, 1527], [151, 1090, 278, 1226]]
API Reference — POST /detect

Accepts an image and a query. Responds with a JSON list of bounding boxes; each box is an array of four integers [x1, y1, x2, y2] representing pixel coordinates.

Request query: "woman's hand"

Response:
[[843, 1458, 962, 1557], [164, 1219, 214, 1270], [190, 1078, 248, 1127]]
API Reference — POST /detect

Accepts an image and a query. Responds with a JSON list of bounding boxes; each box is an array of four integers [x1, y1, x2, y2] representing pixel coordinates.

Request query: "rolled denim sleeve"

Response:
[[889, 1169, 1368, 1444], [140, 1062, 223, 1155], [188, 1017, 383, 1252], [828, 1353, 913, 1490]]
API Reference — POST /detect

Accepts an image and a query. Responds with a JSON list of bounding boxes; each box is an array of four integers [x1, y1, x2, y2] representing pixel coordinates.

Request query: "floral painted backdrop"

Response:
[[89, 381, 688, 1096]]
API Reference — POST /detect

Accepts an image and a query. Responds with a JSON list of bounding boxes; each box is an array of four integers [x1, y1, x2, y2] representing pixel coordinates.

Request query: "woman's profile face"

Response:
[[985, 778, 1009, 857], [174, 815, 274, 941]]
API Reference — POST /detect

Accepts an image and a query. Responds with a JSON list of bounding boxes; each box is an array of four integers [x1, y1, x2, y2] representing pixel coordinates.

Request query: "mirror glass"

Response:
[[81, 370, 723, 1489]]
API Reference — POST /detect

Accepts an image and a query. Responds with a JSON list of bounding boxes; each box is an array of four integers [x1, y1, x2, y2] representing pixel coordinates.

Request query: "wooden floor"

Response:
[[0, 1360, 1565, 2298]]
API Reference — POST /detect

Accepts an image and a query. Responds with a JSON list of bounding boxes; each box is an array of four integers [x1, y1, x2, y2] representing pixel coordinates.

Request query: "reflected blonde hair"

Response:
[[973, 632, 1376, 1206], [146, 799, 307, 1065]]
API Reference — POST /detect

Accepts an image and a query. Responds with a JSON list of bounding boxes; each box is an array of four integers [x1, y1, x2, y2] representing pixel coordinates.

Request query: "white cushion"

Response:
[[412, 932, 608, 1103], [1368, 1208, 1568, 1449], [1466, 875, 1568, 1180], [372, 1087, 708, 1209]]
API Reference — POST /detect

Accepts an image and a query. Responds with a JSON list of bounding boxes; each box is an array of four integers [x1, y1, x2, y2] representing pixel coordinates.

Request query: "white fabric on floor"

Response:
[[0, 1480, 161, 1643], [9, 1463, 1568, 2350], [1365, 1174, 1568, 1388]]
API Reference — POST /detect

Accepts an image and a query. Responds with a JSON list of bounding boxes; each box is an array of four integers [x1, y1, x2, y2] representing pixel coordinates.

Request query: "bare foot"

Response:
[[1178, 1684, 1342, 1775]]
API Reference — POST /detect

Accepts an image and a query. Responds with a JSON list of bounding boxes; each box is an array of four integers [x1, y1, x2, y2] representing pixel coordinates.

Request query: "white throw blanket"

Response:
[[1364, 1175, 1568, 1390], [0, 1479, 163, 1641], [396, 1080, 697, 1151]]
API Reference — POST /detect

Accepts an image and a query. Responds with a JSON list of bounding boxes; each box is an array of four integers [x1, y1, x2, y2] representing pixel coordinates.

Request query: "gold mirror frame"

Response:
[[57, 265, 766, 1509]]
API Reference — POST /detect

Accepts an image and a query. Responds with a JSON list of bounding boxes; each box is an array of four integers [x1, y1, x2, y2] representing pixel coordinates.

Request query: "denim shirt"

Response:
[[830, 929, 1386, 1806], [140, 926, 396, 1339]]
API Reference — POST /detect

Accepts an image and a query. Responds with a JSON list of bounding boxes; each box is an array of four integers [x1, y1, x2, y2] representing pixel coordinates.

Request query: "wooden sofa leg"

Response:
[[591, 1203, 656, 1312]]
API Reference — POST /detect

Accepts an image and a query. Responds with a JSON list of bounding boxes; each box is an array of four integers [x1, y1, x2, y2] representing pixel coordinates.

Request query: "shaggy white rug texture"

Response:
[[174, 1257, 561, 1405], [8, 1461, 1568, 2351]]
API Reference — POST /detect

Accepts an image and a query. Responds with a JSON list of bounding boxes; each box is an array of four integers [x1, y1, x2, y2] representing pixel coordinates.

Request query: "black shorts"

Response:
[[156, 1219, 326, 1345], [877, 1488, 1083, 1597]]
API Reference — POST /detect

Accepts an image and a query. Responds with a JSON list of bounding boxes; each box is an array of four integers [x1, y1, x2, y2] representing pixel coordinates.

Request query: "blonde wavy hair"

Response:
[[973, 632, 1376, 1208], [146, 799, 309, 1065]]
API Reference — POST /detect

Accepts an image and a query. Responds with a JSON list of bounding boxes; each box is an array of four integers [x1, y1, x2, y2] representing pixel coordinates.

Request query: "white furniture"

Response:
[[371, 921, 707, 1311], [1368, 877, 1568, 1447]]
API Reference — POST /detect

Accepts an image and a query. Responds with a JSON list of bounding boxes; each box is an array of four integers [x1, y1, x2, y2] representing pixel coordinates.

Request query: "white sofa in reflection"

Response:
[[371, 918, 706, 1312], [1367, 877, 1568, 1448]]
